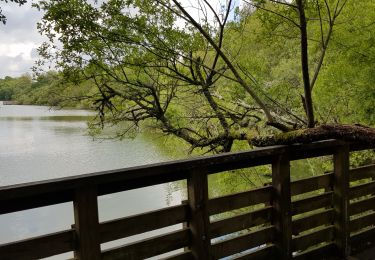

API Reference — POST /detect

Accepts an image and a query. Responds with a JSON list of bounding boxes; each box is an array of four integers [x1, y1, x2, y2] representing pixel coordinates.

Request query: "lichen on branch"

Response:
[[250, 124, 375, 147]]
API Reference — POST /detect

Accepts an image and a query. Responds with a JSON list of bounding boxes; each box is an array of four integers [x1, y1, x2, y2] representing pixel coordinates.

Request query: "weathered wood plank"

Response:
[[350, 212, 375, 233], [210, 206, 272, 238], [293, 242, 338, 260], [291, 173, 332, 196], [333, 145, 350, 258], [291, 192, 333, 215], [292, 226, 334, 252], [289, 139, 343, 160], [1, 140, 357, 214], [292, 209, 334, 235], [0, 144, 288, 203], [350, 142, 375, 151], [0, 191, 74, 215], [350, 165, 375, 182], [0, 230, 74, 260], [211, 226, 275, 259], [272, 153, 292, 259], [101, 228, 190, 260], [208, 186, 272, 215], [350, 181, 375, 199], [186, 170, 211, 259], [1, 140, 372, 215], [100, 204, 188, 243], [73, 185, 101, 260], [350, 196, 375, 216], [231, 244, 276, 260]]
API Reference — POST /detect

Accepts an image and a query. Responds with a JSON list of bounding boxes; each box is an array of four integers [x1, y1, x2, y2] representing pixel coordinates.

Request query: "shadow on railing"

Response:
[[1, 140, 375, 259]]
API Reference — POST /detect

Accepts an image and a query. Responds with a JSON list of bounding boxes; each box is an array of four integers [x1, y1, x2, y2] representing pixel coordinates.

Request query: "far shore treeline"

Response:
[[0, 72, 91, 108]]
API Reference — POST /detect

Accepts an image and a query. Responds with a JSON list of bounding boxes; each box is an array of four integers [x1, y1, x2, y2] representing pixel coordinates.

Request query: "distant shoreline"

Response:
[[0, 101, 17, 105]]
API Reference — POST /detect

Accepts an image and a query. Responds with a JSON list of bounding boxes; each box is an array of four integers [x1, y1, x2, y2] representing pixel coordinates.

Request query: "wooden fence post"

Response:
[[272, 152, 292, 259], [73, 185, 101, 260], [187, 170, 211, 259], [333, 144, 350, 257]]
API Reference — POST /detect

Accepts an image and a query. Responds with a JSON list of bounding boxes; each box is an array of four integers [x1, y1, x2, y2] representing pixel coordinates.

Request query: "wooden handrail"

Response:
[[0, 139, 359, 214], [1, 139, 375, 260]]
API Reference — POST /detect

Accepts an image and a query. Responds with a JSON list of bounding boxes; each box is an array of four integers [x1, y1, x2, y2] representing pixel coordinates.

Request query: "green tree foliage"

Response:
[[0, 72, 90, 107], [29, 0, 374, 152], [312, 0, 375, 125], [0, 75, 32, 101]]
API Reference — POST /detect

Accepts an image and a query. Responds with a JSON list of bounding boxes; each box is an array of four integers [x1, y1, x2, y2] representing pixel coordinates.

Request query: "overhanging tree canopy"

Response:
[[35, 0, 370, 151]]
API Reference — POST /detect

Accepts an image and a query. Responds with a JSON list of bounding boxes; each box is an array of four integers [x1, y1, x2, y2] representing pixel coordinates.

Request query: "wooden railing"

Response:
[[1, 139, 375, 259]]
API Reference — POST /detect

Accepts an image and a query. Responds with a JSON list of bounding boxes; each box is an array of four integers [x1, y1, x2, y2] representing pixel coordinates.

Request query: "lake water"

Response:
[[0, 105, 184, 258]]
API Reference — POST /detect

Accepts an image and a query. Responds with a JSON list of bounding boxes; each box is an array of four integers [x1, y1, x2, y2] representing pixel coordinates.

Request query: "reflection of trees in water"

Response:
[[166, 181, 187, 207]]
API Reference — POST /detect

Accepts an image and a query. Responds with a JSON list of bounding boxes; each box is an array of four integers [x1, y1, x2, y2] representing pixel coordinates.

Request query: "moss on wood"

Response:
[[250, 124, 375, 147]]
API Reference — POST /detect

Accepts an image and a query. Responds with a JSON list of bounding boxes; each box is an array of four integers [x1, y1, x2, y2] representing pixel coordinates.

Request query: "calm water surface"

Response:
[[0, 105, 184, 258]]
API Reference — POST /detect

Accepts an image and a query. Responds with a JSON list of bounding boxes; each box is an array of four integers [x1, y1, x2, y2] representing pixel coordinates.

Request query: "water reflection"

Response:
[[0, 105, 183, 259]]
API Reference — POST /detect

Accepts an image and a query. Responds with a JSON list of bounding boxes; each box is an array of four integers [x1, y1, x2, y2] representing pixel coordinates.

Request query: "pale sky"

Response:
[[0, 1, 44, 78], [0, 0, 242, 78]]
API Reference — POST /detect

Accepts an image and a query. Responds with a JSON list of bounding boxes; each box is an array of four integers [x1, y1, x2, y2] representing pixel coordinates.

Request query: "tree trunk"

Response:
[[297, 0, 315, 128]]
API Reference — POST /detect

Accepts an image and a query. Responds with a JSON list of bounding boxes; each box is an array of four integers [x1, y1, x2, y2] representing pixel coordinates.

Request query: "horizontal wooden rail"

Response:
[[350, 181, 375, 200], [350, 164, 375, 182], [100, 204, 188, 243], [0, 230, 74, 260], [292, 192, 333, 215], [101, 228, 190, 260], [291, 173, 332, 196], [210, 206, 272, 238], [0, 140, 354, 215], [208, 186, 272, 215], [292, 226, 334, 252], [350, 212, 375, 233], [292, 209, 334, 235], [211, 226, 276, 259], [350, 196, 375, 216], [1, 140, 375, 260], [351, 226, 375, 253]]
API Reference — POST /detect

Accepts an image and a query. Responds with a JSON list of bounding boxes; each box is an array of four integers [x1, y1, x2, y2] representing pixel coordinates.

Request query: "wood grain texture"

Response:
[[73, 185, 101, 260], [272, 152, 292, 259], [0, 230, 74, 260], [291, 173, 332, 196], [350, 164, 375, 182], [210, 206, 272, 238], [2, 140, 370, 215], [292, 192, 333, 215], [186, 170, 211, 259], [101, 228, 190, 260], [211, 226, 276, 259], [333, 144, 350, 258], [208, 186, 272, 215], [292, 209, 334, 235], [350, 196, 375, 216], [100, 204, 188, 243], [292, 225, 334, 252], [350, 212, 375, 233]]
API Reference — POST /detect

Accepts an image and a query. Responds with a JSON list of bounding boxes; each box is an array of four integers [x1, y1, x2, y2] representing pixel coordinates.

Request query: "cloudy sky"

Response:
[[0, 0, 242, 78], [0, 1, 45, 78]]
